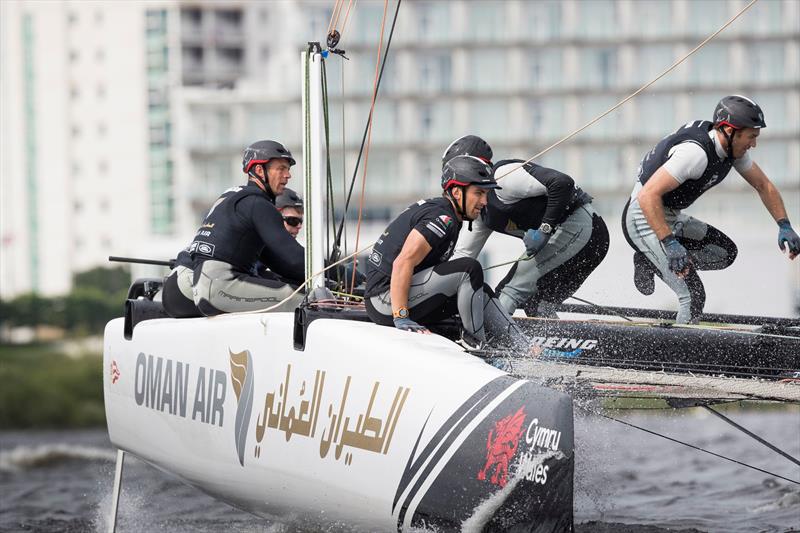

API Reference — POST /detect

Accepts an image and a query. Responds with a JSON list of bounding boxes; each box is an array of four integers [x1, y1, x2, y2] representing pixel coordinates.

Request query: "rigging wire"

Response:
[[327, 0, 402, 268], [495, 0, 761, 180], [348, 0, 392, 293], [598, 410, 800, 486], [702, 405, 800, 467]]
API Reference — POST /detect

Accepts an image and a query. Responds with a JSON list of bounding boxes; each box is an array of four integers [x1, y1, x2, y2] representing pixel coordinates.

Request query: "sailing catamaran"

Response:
[[102, 3, 799, 531]]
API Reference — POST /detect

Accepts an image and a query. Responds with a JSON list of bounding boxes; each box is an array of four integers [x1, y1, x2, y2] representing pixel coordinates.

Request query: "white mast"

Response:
[[301, 43, 326, 290]]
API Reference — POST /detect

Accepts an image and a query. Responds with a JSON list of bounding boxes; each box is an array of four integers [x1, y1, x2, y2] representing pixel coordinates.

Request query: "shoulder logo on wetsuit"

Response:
[[192, 241, 215, 257], [369, 250, 383, 267]]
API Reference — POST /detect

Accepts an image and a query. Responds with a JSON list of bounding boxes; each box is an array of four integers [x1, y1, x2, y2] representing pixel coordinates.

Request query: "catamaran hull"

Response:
[[103, 312, 574, 531]]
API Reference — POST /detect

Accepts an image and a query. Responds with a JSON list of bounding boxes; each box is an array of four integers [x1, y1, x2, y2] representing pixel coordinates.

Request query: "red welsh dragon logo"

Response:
[[477, 406, 526, 487]]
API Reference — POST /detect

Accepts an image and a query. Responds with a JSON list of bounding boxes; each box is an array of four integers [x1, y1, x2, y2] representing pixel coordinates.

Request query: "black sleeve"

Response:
[[240, 195, 306, 281], [412, 207, 452, 249], [527, 163, 575, 226]]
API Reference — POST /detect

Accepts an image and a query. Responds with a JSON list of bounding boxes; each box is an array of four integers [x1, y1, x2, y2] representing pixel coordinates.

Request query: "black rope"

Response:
[[599, 411, 800, 485], [702, 405, 800, 467], [328, 0, 402, 265]]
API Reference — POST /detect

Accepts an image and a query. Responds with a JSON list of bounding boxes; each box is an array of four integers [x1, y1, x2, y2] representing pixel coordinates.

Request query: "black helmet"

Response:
[[713, 95, 766, 130], [275, 187, 303, 210], [242, 140, 296, 174], [441, 155, 500, 191], [442, 135, 493, 167]]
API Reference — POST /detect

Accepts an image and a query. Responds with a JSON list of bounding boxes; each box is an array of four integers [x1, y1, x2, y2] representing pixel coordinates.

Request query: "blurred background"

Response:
[[0, 3, 798, 532], [0, 0, 798, 427]]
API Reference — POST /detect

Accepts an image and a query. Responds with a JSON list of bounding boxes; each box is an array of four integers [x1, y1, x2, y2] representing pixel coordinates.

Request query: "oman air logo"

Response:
[[438, 214, 453, 227], [110, 360, 120, 384], [477, 406, 526, 487], [229, 349, 255, 466]]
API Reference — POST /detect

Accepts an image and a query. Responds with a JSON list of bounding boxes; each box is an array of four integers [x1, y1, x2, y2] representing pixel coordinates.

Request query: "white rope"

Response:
[[495, 0, 761, 180]]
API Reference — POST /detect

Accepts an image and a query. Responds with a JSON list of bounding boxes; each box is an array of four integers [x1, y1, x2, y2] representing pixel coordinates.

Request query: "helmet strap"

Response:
[[720, 126, 736, 159]]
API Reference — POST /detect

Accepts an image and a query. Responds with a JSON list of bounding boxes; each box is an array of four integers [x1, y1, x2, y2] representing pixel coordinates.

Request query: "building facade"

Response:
[[1, 0, 798, 298]]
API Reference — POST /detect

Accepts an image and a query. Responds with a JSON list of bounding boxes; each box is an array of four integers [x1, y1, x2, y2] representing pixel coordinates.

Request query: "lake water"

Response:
[[2, 405, 798, 532]]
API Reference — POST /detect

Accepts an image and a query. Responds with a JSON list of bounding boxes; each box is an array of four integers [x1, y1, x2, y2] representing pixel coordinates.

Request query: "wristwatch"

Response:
[[393, 307, 409, 319], [539, 222, 554, 235]]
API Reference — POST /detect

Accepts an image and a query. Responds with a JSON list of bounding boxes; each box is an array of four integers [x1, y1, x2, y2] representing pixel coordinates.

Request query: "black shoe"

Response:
[[633, 252, 655, 296]]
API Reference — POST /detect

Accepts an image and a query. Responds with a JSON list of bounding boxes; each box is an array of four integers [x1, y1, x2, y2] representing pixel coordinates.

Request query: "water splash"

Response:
[[460, 449, 563, 532], [0, 444, 116, 471]]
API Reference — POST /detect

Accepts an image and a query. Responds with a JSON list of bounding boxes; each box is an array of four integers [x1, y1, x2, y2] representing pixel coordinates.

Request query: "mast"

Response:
[[301, 42, 326, 291]]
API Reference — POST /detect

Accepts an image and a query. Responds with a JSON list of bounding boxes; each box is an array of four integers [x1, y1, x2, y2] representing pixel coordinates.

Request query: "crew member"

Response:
[[365, 155, 522, 349], [276, 187, 304, 239], [163, 140, 306, 317], [446, 135, 609, 317], [623, 95, 800, 323]]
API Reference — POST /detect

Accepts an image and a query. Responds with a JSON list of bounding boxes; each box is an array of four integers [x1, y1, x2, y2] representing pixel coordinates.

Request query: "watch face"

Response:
[[399, 308, 409, 319], [540, 223, 552, 234]]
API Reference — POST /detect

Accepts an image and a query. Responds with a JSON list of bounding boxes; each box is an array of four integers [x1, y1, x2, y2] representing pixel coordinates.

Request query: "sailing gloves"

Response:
[[393, 317, 428, 332], [661, 234, 689, 274], [777, 219, 800, 258], [523, 229, 551, 257]]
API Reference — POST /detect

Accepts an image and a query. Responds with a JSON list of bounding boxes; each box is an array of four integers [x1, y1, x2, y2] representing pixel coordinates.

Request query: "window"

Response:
[[575, 0, 616, 38], [418, 52, 451, 92], [749, 43, 786, 84], [634, 45, 675, 86], [523, 0, 562, 40], [526, 50, 563, 90], [467, 50, 507, 91], [468, 99, 509, 140], [637, 95, 676, 137], [528, 98, 566, 138], [582, 148, 623, 190], [578, 96, 621, 138], [630, 1, 673, 37], [416, 2, 451, 43], [418, 102, 453, 142], [688, 0, 728, 36], [687, 43, 727, 86], [467, 2, 506, 42], [579, 48, 618, 89]]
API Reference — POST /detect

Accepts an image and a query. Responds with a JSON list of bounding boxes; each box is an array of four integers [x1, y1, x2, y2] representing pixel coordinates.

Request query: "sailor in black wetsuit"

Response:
[[623, 95, 800, 323], [446, 135, 609, 317], [162, 140, 306, 317], [365, 156, 522, 349]]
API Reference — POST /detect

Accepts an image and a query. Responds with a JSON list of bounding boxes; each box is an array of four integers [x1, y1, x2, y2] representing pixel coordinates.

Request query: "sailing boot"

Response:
[[633, 252, 656, 296]]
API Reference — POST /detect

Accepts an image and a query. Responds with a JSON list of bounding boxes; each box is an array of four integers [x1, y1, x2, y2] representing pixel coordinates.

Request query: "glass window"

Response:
[[688, 0, 728, 35], [690, 93, 720, 121], [525, 50, 563, 90], [751, 141, 788, 185], [353, 6, 384, 44], [468, 99, 509, 140], [578, 96, 621, 139], [418, 101, 453, 142], [687, 43, 727, 86], [467, 50, 507, 91], [630, 1, 673, 37], [575, 0, 616, 38], [246, 106, 284, 142], [370, 102, 400, 143], [749, 43, 785, 84], [579, 48, 618, 89], [416, 2, 451, 43], [528, 97, 566, 138], [418, 52, 451, 93], [523, 0, 562, 40], [582, 147, 623, 190], [637, 95, 676, 136], [748, 0, 783, 34], [633, 45, 675, 86], [467, 1, 506, 42], [750, 92, 787, 133]]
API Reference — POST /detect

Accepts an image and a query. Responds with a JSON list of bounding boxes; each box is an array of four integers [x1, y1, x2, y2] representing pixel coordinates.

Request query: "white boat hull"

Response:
[[103, 311, 574, 531]]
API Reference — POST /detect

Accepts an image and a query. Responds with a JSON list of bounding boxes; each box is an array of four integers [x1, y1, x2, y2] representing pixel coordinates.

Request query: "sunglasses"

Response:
[[283, 216, 303, 227]]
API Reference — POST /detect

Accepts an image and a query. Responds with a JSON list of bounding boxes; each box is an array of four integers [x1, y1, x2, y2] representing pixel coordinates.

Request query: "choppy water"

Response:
[[1, 406, 798, 533]]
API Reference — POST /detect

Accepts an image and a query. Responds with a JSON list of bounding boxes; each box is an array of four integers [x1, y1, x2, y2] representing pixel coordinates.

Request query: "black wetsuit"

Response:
[[168, 182, 305, 316], [365, 197, 518, 345]]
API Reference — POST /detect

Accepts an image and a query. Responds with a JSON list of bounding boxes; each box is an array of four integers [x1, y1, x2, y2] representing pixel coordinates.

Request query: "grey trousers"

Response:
[[193, 260, 304, 315], [366, 257, 520, 345], [623, 195, 737, 323], [497, 204, 603, 314]]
